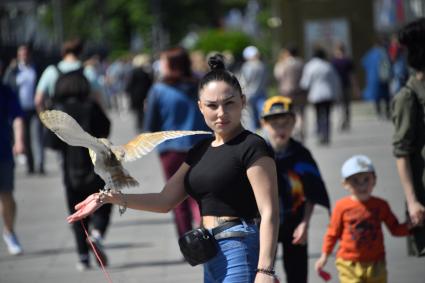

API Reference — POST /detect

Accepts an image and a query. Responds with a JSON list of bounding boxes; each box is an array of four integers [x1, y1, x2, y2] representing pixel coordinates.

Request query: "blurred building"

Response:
[[278, 0, 425, 64], [0, 0, 61, 73]]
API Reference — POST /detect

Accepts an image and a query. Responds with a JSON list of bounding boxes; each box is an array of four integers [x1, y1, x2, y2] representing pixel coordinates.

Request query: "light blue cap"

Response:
[[341, 155, 375, 179]]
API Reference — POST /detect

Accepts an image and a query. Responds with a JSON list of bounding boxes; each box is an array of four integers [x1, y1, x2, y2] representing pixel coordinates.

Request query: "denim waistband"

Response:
[[209, 219, 257, 240]]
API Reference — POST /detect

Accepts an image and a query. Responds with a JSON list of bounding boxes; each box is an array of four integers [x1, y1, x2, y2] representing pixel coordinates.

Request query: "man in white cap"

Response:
[[240, 45, 267, 132]]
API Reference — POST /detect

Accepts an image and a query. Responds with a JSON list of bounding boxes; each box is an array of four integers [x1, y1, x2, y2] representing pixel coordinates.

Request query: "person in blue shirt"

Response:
[[143, 47, 209, 238], [3, 44, 45, 175], [0, 80, 25, 255], [260, 96, 330, 283], [361, 38, 391, 119]]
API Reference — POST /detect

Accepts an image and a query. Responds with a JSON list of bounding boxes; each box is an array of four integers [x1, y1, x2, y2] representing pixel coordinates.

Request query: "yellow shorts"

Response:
[[335, 258, 387, 283]]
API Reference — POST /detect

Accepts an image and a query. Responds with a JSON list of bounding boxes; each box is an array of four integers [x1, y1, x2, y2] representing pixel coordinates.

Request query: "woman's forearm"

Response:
[[103, 163, 189, 214], [396, 156, 417, 203], [105, 190, 185, 214], [257, 210, 279, 270]]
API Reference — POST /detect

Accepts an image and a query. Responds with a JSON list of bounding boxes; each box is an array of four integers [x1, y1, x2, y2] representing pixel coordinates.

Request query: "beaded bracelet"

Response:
[[96, 191, 108, 204], [96, 190, 127, 215], [256, 268, 276, 277]]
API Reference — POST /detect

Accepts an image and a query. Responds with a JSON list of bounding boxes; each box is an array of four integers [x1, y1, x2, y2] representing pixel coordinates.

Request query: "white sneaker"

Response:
[[2, 232, 23, 255], [75, 261, 90, 272]]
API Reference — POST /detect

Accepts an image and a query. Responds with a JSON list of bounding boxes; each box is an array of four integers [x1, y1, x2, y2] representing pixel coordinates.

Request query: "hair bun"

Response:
[[208, 54, 225, 71]]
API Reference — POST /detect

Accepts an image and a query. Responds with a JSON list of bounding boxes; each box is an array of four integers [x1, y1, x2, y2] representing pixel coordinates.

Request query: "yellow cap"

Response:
[[261, 96, 294, 119]]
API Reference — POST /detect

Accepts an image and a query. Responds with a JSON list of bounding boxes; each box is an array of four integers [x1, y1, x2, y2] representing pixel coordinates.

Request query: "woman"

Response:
[[143, 47, 208, 239], [392, 17, 425, 256], [300, 46, 341, 145], [67, 54, 280, 282]]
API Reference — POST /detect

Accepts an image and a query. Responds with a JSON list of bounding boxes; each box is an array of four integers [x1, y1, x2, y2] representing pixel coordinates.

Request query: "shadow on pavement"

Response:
[[111, 218, 173, 228], [109, 258, 186, 270]]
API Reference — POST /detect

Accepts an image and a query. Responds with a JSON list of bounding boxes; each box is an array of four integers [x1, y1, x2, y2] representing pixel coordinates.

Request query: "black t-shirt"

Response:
[[184, 130, 273, 218]]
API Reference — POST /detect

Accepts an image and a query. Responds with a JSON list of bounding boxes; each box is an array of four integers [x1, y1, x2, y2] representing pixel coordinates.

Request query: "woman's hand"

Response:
[[66, 193, 103, 223], [407, 200, 425, 226], [292, 221, 308, 245]]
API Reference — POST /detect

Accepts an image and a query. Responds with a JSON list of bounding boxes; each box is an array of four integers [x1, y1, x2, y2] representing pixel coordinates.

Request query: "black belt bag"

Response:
[[178, 227, 217, 266], [178, 219, 250, 266]]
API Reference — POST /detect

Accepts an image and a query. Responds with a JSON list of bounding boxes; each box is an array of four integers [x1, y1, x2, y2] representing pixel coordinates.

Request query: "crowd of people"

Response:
[[1, 17, 424, 283]]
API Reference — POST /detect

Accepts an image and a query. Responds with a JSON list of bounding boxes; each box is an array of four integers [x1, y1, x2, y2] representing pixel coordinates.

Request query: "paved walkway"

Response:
[[1, 102, 424, 283]]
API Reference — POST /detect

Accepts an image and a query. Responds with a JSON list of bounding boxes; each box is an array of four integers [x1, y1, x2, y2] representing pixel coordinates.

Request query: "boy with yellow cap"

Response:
[[260, 96, 330, 283]]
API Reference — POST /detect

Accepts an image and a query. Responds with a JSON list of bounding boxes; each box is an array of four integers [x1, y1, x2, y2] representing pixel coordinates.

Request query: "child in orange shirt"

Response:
[[315, 155, 411, 283]]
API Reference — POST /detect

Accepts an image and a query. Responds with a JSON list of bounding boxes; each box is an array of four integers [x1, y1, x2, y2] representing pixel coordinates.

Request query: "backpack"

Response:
[[49, 100, 108, 191], [63, 101, 101, 190], [45, 66, 109, 191], [53, 65, 91, 103]]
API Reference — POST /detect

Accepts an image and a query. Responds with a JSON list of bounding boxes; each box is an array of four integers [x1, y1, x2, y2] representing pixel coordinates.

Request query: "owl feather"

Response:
[[39, 110, 211, 192]]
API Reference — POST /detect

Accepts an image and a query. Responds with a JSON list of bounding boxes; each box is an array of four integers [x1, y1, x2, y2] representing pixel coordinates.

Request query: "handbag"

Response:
[[178, 228, 218, 266]]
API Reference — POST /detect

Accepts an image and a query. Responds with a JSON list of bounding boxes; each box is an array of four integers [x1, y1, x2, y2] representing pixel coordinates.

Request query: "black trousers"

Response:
[[65, 186, 112, 258], [314, 100, 333, 144], [340, 88, 351, 130], [23, 110, 36, 172], [374, 95, 391, 119], [279, 217, 308, 283]]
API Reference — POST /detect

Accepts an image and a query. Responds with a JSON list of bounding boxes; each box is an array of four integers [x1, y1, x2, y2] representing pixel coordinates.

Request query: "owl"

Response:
[[40, 110, 211, 194]]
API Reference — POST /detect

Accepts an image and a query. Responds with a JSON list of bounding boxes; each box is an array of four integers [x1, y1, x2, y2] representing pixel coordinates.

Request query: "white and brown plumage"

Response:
[[40, 110, 211, 193]]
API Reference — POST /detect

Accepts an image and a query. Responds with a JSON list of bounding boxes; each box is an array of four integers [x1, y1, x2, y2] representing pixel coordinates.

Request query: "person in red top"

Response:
[[315, 155, 412, 283]]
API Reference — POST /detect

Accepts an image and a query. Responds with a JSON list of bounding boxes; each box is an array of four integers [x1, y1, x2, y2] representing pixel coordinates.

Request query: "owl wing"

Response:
[[113, 130, 211, 162], [39, 110, 109, 159]]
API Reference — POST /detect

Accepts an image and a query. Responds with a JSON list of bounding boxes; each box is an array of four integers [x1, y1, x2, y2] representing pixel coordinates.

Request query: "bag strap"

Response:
[[54, 65, 84, 76], [211, 220, 242, 235], [211, 218, 256, 235], [54, 64, 62, 76]]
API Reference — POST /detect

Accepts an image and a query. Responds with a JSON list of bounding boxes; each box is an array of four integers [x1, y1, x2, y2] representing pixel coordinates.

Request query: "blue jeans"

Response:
[[204, 221, 259, 283]]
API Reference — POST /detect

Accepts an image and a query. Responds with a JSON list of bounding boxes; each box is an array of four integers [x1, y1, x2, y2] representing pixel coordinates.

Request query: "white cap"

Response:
[[341, 155, 375, 179], [243, 46, 259, 60]]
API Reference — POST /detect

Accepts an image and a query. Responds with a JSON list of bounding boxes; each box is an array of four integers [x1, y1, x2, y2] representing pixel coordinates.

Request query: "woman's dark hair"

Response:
[[198, 54, 242, 96], [161, 47, 193, 84], [398, 17, 425, 71]]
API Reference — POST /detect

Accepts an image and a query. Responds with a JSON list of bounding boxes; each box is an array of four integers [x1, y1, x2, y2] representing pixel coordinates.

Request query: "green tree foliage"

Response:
[[42, 0, 151, 54], [195, 29, 252, 58], [159, 0, 248, 45], [40, 0, 272, 58]]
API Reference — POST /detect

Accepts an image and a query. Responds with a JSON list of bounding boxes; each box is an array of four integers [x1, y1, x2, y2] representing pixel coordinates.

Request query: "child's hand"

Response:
[[315, 253, 328, 273], [406, 218, 415, 230], [292, 221, 308, 245], [315, 256, 332, 282]]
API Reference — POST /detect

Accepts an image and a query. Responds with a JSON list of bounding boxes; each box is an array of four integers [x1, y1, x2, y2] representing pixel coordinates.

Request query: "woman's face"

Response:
[[159, 55, 171, 77], [198, 81, 245, 136]]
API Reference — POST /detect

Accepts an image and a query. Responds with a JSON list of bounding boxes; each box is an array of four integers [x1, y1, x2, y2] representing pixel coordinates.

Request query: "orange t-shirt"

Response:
[[322, 196, 409, 262]]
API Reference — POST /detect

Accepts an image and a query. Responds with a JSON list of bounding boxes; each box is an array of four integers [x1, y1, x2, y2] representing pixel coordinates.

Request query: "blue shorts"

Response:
[[0, 161, 14, 193], [204, 221, 259, 283]]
